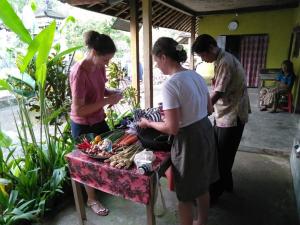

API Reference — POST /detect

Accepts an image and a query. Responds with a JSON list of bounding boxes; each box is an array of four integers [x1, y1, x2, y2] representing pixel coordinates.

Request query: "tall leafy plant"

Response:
[[0, 0, 80, 223]]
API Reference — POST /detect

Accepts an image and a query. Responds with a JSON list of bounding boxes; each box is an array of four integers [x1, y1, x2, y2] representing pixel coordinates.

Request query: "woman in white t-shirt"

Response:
[[138, 37, 218, 225]]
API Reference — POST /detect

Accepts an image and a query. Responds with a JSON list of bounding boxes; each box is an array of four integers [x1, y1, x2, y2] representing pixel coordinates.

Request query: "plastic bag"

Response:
[[134, 149, 156, 174]]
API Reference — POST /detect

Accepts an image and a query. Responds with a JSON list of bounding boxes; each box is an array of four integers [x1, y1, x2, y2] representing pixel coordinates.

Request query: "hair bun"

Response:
[[84, 30, 100, 48]]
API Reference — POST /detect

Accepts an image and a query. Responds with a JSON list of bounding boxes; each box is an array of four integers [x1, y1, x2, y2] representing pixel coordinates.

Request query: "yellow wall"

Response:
[[197, 7, 300, 108], [198, 9, 294, 68]]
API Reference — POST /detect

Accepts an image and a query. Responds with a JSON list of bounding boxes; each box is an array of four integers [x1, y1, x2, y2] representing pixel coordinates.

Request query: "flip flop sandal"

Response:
[[87, 201, 109, 216]]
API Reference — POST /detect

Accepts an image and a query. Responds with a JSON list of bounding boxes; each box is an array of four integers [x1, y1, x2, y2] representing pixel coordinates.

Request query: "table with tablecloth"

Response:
[[66, 150, 171, 225]]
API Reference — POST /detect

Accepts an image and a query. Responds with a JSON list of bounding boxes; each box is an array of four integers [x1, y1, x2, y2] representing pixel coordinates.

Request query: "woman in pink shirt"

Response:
[[70, 30, 122, 216]]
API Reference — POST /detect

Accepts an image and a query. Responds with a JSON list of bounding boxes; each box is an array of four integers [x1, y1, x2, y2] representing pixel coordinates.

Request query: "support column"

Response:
[[129, 0, 140, 104], [189, 16, 196, 70], [142, 0, 153, 108]]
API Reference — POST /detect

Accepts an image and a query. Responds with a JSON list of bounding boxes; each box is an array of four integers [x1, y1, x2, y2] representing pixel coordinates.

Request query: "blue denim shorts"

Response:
[[71, 120, 110, 140]]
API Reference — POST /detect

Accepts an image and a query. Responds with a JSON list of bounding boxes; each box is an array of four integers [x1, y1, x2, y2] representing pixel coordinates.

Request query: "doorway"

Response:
[[217, 34, 269, 87]]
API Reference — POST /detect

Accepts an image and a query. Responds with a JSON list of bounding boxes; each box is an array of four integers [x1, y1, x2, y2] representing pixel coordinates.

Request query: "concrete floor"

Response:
[[41, 151, 298, 225], [1, 88, 300, 225], [240, 88, 300, 155]]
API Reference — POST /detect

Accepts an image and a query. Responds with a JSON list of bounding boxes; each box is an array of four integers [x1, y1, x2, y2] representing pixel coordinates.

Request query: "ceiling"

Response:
[[60, 0, 299, 32], [171, 0, 298, 14]]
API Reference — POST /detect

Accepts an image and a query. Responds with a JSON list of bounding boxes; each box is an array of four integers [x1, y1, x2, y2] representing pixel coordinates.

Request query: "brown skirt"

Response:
[[171, 117, 219, 202]]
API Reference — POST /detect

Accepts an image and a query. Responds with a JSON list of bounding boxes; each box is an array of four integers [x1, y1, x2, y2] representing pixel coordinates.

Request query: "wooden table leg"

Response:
[[71, 179, 86, 225], [146, 174, 157, 225]]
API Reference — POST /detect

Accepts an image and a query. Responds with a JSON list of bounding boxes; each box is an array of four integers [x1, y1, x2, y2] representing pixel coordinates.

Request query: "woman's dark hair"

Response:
[[152, 37, 187, 63], [192, 34, 217, 54], [281, 59, 295, 75], [84, 30, 116, 55]]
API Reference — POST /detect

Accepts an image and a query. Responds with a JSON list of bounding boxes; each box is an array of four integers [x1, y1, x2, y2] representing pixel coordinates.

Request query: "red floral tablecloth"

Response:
[[66, 150, 171, 204]]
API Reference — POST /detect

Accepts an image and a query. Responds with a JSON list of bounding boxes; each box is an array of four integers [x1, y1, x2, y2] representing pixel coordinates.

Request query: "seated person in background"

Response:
[[259, 60, 295, 112]]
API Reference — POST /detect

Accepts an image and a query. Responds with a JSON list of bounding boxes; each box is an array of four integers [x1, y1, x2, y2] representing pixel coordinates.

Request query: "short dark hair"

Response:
[[192, 34, 217, 54], [84, 30, 116, 55], [152, 37, 187, 63]]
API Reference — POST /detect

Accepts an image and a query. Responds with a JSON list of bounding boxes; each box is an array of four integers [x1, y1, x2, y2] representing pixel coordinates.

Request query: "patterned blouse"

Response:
[[212, 49, 251, 127]]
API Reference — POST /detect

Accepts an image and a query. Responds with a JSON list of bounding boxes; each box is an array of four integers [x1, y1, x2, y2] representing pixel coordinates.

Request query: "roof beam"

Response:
[[154, 10, 177, 27], [176, 17, 190, 32], [154, 0, 195, 16], [99, 1, 121, 12], [152, 7, 174, 26], [196, 2, 299, 16], [164, 13, 186, 28], [115, 5, 129, 16], [152, 7, 169, 21]]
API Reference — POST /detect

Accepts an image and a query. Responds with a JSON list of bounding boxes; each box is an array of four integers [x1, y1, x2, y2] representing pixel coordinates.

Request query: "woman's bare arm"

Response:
[[72, 93, 122, 117], [138, 108, 180, 135]]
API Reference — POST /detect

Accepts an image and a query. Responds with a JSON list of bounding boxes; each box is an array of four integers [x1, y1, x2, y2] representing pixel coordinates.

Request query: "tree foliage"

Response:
[[64, 18, 130, 59]]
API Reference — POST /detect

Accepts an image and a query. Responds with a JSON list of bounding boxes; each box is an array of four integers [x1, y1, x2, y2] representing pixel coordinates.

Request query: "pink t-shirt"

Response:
[[69, 60, 107, 125]]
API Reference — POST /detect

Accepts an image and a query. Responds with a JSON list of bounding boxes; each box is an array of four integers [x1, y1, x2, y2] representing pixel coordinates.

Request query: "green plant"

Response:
[[0, 0, 79, 223], [107, 62, 126, 89], [105, 62, 139, 129], [122, 86, 140, 109], [0, 190, 40, 225]]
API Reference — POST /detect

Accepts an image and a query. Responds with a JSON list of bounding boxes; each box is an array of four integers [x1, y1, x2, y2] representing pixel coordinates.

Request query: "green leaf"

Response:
[[19, 21, 56, 78], [43, 107, 64, 124], [0, 79, 13, 92], [35, 63, 47, 88], [30, 0, 37, 11], [18, 40, 39, 73], [8, 190, 18, 207], [49, 45, 83, 64], [35, 21, 56, 70], [59, 16, 76, 33], [0, 129, 12, 148], [0, 0, 32, 44], [8, 72, 36, 90]]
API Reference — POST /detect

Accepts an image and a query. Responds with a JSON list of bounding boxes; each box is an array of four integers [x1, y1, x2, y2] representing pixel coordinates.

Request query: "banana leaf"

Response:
[[49, 45, 83, 64], [0, 0, 32, 44]]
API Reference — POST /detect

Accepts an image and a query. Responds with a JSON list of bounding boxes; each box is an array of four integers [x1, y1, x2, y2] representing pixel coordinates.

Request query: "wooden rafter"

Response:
[[152, 7, 169, 21], [173, 15, 189, 30], [154, 0, 195, 16], [177, 16, 191, 32], [100, 1, 123, 12], [115, 5, 129, 16], [154, 10, 177, 27], [164, 13, 186, 27], [152, 7, 174, 26]]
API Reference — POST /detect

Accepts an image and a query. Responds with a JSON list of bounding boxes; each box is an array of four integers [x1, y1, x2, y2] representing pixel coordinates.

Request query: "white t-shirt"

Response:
[[162, 70, 209, 128]]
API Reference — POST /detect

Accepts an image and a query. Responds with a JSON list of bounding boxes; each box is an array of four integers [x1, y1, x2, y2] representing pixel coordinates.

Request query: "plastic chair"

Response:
[[278, 91, 293, 113]]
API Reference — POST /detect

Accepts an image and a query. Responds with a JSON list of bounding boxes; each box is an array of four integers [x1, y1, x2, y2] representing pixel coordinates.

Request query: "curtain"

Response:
[[240, 35, 268, 87]]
